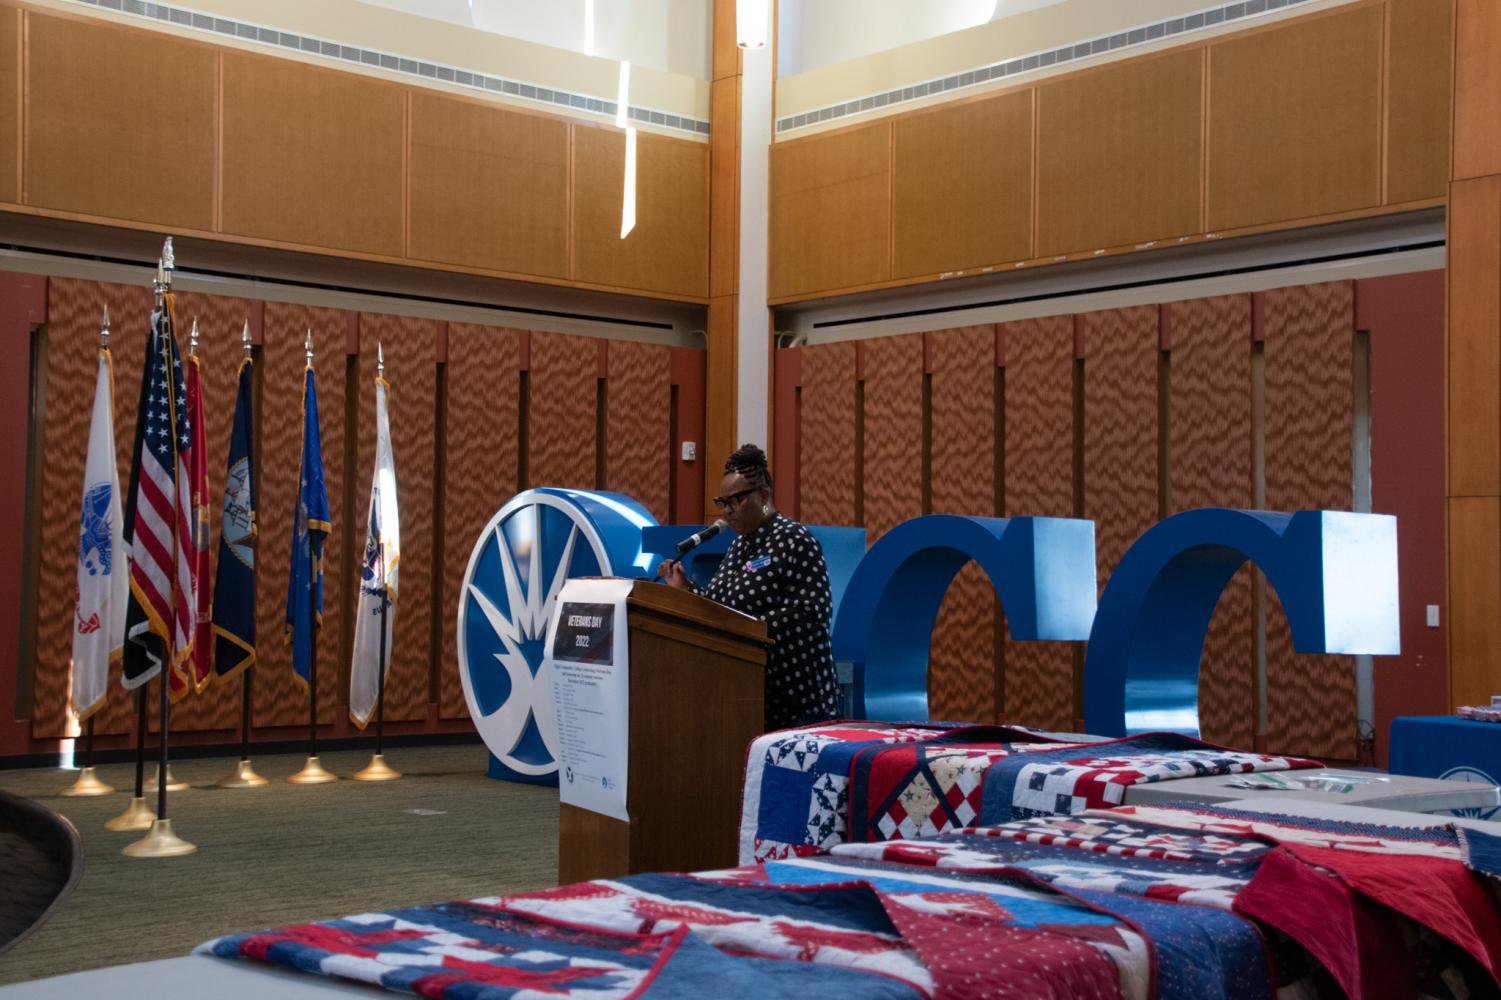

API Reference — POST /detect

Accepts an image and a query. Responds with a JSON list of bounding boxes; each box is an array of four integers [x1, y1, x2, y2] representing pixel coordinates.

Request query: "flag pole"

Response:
[[105, 293, 153, 830], [64, 307, 117, 799], [105, 689, 154, 829], [291, 329, 335, 784], [356, 342, 399, 782], [218, 320, 268, 789], [125, 238, 196, 857]]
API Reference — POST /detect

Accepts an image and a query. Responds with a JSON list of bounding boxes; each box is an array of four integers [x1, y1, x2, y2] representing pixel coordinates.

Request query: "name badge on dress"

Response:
[[745, 555, 772, 573]]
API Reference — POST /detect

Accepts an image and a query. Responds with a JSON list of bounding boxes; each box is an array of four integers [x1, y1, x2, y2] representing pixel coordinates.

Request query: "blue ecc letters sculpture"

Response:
[[461, 491, 1401, 783]]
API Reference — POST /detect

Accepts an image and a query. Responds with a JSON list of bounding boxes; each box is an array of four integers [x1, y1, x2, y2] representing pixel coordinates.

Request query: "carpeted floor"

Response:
[[0, 746, 558, 985]]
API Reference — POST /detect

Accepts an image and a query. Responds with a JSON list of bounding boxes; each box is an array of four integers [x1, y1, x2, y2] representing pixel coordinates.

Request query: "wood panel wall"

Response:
[[4, 4, 709, 303], [892, 94, 1032, 280], [408, 92, 569, 281], [768, 0, 1451, 303], [769, 124, 892, 301], [355, 314, 437, 724], [440, 323, 521, 720], [17, 277, 693, 754], [1447, 0, 1501, 713], [572, 126, 711, 300], [25, 13, 215, 231], [1037, 50, 1203, 258], [1164, 294, 1255, 749]]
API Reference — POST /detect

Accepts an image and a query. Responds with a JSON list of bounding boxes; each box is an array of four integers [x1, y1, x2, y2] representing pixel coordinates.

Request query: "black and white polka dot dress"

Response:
[[697, 513, 839, 732]]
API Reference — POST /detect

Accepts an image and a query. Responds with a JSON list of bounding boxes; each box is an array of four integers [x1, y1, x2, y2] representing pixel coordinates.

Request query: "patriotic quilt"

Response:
[[196, 803, 1501, 999], [740, 721, 1319, 863]]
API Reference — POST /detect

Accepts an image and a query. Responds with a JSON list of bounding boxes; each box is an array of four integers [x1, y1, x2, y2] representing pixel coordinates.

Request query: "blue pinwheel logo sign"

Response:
[[457, 488, 657, 782]]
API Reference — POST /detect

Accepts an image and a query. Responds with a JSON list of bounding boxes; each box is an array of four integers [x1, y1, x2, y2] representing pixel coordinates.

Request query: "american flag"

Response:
[[122, 299, 197, 691]]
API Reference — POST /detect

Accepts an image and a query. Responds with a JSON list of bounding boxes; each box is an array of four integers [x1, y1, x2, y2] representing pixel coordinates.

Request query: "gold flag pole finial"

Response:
[[189, 318, 199, 358], [305, 328, 314, 366], [100, 305, 111, 349], [242, 319, 252, 358], [377, 340, 384, 377]]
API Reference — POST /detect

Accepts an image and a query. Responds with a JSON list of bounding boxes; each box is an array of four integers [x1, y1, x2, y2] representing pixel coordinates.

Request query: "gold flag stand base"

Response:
[[215, 758, 269, 788], [104, 796, 156, 831], [288, 755, 338, 784], [60, 766, 114, 797], [149, 764, 189, 792], [122, 818, 196, 858], [353, 754, 401, 781]]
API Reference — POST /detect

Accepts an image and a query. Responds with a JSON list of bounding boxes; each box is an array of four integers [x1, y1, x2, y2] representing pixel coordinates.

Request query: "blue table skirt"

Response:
[[1390, 715, 1501, 786]]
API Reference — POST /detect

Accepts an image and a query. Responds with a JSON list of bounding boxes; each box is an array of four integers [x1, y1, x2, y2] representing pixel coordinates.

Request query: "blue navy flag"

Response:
[[285, 363, 330, 686], [211, 357, 256, 679], [122, 302, 195, 690]]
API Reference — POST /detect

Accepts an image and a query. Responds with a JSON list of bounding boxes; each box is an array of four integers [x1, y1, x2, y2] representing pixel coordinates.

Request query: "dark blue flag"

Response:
[[212, 356, 256, 679], [285, 363, 330, 686]]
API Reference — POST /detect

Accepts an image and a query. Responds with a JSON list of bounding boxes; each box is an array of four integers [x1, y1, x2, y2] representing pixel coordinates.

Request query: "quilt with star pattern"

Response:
[[198, 803, 1501, 999], [739, 721, 1320, 864]]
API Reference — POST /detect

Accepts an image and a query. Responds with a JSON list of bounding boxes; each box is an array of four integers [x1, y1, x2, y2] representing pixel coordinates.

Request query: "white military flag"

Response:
[[349, 370, 399, 728], [72, 345, 127, 721]]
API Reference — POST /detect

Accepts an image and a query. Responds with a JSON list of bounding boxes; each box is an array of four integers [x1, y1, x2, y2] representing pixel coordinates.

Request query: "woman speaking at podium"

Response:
[[659, 444, 839, 732]]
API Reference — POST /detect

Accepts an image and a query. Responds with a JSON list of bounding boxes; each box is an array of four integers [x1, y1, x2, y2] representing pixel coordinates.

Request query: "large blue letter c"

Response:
[[832, 515, 1097, 722], [1083, 508, 1399, 738]]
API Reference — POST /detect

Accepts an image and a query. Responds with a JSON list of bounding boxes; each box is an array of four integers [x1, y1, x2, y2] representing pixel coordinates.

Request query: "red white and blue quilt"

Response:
[[738, 722, 1319, 863], [198, 804, 1501, 999]]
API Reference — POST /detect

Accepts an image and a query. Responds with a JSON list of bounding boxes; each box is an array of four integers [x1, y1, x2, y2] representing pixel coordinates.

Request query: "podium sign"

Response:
[[545, 578, 633, 822]]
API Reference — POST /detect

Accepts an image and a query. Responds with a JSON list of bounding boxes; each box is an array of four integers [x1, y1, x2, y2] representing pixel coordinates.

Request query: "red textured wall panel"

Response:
[[355, 313, 437, 724], [527, 330, 598, 491], [860, 333, 923, 541], [255, 303, 348, 729], [1081, 306, 1159, 586], [1359, 271, 1447, 765], [1001, 316, 1076, 730], [929, 325, 1000, 722], [0, 273, 45, 759], [1262, 281, 1356, 760], [605, 339, 672, 523], [669, 347, 706, 524], [799, 341, 858, 527], [441, 324, 520, 720], [34, 278, 152, 738], [1164, 294, 1255, 748]]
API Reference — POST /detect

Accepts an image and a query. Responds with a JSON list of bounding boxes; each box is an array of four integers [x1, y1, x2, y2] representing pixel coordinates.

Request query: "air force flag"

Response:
[[72, 347, 126, 720], [350, 373, 399, 729], [286, 362, 330, 686]]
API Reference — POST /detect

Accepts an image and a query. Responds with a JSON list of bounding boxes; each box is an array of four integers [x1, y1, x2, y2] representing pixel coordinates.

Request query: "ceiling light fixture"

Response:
[[736, 0, 768, 49]]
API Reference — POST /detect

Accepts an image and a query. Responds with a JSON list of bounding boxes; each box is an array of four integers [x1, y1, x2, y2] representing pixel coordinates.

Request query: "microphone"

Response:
[[675, 519, 729, 556]]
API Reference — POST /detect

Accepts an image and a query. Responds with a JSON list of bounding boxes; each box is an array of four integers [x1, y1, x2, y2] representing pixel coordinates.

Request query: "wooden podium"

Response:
[[557, 580, 768, 884]]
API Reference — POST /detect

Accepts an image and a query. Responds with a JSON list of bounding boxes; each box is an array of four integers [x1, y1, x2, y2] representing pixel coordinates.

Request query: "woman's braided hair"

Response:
[[725, 443, 773, 493]]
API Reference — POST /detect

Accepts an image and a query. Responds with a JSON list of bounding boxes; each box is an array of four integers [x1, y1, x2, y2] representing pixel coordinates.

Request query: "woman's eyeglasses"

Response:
[[712, 488, 757, 511]]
